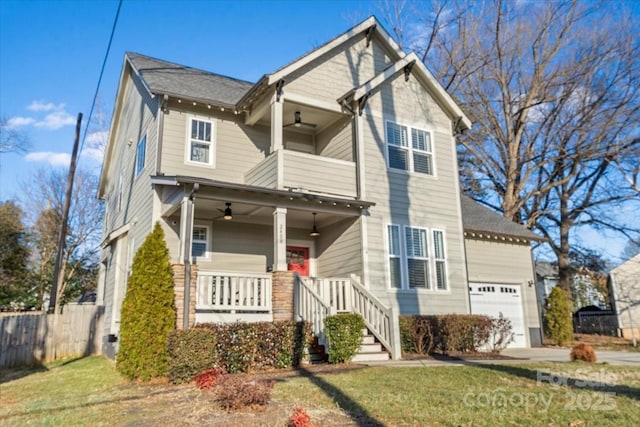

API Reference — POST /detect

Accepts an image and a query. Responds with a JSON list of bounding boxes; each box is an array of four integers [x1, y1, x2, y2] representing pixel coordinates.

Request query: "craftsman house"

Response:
[[97, 17, 542, 360]]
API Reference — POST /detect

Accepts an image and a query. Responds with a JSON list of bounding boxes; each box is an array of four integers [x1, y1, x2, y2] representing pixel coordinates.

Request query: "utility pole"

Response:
[[48, 113, 83, 314]]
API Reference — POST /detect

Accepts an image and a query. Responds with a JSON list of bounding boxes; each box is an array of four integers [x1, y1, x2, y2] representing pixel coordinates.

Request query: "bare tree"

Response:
[[382, 0, 640, 292], [21, 168, 103, 310], [0, 117, 30, 155]]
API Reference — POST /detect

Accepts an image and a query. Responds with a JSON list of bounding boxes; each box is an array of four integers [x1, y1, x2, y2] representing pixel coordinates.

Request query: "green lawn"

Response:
[[1, 356, 639, 426]]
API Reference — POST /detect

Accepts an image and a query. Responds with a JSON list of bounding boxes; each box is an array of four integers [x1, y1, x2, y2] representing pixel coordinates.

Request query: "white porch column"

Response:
[[270, 94, 283, 152], [360, 209, 370, 286], [273, 207, 287, 271], [179, 195, 194, 263], [354, 113, 366, 199]]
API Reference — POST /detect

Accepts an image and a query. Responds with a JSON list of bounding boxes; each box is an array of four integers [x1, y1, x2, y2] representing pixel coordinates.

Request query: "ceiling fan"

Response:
[[284, 111, 317, 129]]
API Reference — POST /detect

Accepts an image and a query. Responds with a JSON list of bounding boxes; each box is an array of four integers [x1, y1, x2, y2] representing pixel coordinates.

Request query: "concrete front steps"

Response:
[[351, 328, 390, 362]]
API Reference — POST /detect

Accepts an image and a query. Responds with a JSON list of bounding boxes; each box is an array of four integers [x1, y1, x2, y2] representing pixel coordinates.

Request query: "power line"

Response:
[[78, 0, 123, 157]]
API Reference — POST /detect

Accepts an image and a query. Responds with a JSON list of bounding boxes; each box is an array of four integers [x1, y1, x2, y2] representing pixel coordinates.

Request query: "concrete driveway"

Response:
[[501, 347, 640, 366], [364, 347, 640, 367]]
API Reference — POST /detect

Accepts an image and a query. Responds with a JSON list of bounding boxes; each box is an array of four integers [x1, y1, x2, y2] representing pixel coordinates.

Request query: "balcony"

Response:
[[245, 150, 357, 198]]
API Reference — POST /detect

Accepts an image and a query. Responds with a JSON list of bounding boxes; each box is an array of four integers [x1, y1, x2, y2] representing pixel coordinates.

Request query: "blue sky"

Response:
[[0, 0, 634, 263]]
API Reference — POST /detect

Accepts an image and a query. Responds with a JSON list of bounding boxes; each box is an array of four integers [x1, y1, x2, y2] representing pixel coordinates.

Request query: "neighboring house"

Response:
[[609, 254, 640, 340], [97, 17, 542, 360], [535, 261, 608, 311]]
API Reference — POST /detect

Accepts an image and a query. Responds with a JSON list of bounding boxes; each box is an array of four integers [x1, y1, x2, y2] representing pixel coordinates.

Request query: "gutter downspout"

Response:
[[182, 183, 199, 328], [530, 249, 545, 345], [156, 95, 168, 175]]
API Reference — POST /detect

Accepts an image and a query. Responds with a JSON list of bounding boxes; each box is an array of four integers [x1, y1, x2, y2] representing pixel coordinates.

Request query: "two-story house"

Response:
[[97, 17, 542, 360]]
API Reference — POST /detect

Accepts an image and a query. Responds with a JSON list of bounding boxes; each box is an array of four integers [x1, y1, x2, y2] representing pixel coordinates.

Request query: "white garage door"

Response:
[[469, 283, 527, 348]]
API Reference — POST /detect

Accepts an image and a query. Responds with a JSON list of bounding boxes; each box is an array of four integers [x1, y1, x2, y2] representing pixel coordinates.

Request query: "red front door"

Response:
[[286, 246, 309, 276]]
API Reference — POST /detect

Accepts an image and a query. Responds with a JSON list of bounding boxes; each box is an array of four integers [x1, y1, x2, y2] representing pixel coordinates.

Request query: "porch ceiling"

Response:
[[191, 200, 345, 229], [256, 101, 347, 134], [153, 175, 373, 226]]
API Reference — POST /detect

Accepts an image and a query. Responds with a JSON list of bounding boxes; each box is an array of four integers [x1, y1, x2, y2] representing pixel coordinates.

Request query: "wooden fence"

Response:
[[0, 304, 104, 369]]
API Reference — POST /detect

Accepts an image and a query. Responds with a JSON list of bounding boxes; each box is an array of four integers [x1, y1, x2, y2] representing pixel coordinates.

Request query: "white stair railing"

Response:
[[348, 274, 402, 360], [294, 274, 401, 360], [295, 274, 336, 348], [310, 277, 352, 312]]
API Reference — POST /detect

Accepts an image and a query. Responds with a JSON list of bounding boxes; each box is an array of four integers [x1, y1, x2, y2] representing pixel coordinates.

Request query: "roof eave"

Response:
[[158, 90, 238, 111], [98, 54, 135, 198], [463, 228, 545, 243]]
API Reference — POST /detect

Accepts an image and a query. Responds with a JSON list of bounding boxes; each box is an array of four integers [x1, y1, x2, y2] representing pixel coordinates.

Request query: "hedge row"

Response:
[[399, 314, 514, 354], [167, 320, 311, 383]]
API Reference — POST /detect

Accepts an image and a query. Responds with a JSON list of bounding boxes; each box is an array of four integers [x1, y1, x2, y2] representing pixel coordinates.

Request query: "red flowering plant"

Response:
[[289, 405, 313, 427]]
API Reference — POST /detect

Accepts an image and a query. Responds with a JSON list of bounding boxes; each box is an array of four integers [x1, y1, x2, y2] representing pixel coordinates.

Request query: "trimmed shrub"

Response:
[[117, 223, 176, 381], [570, 342, 597, 362], [545, 287, 573, 346], [400, 314, 496, 355], [399, 315, 435, 355], [214, 375, 274, 410], [324, 313, 365, 363], [489, 314, 515, 353], [190, 321, 311, 374], [167, 327, 219, 383], [438, 314, 492, 353]]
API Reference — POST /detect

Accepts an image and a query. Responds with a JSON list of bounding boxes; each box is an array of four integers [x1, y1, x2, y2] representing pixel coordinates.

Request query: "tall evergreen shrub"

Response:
[[544, 287, 573, 346], [117, 223, 176, 380]]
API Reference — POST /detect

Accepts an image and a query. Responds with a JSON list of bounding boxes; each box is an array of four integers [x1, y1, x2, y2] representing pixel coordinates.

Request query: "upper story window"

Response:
[[386, 121, 434, 176], [135, 135, 146, 177], [187, 117, 214, 166]]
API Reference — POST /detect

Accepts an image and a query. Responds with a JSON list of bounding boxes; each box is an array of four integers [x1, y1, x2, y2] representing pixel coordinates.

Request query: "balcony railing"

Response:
[[245, 150, 357, 197]]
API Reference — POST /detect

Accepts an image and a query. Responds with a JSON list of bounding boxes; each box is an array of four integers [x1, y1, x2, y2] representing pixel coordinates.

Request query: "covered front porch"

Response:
[[151, 176, 400, 358]]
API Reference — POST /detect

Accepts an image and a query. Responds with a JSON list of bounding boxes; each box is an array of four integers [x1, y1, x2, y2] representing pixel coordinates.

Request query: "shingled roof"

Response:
[[460, 195, 542, 241], [126, 52, 253, 108]]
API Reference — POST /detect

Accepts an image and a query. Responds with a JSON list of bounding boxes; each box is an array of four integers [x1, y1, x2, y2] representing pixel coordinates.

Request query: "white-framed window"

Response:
[[386, 224, 447, 291], [405, 226, 429, 289], [191, 225, 209, 260], [135, 135, 146, 176], [186, 117, 214, 165], [387, 225, 402, 289], [386, 121, 434, 176], [432, 229, 448, 290]]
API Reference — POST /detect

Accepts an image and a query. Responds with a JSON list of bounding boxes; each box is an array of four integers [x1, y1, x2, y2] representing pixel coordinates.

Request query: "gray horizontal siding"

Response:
[[285, 34, 395, 106], [283, 150, 356, 197], [316, 217, 362, 278], [465, 238, 539, 328], [160, 108, 270, 183], [245, 152, 278, 188], [316, 118, 353, 162], [354, 61, 469, 316]]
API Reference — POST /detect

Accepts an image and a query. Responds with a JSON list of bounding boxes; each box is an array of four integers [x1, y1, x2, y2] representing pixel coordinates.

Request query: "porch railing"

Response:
[[295, 275, 336, 349], [196, 272, 272, 312]]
